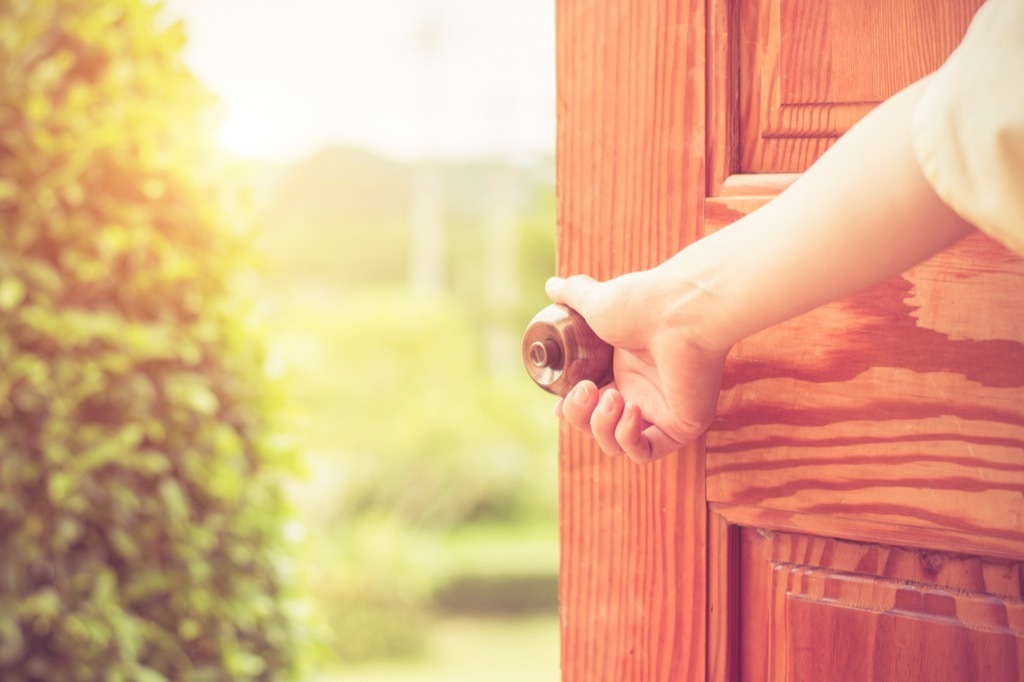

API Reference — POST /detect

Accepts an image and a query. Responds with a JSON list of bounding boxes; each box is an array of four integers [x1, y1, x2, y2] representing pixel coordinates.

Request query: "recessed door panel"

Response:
[[738, 528, 1024, 681], [739, 0, 983, 172]]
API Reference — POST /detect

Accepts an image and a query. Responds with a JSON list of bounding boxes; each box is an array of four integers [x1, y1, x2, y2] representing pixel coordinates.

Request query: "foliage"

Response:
[[444, 159, 556, 333], [256, 147, 412, 287], [513, 178, 557, 326], [435, 524, 559, 616], [303, 514, 448, 663], [263, 284, 558, 662], [0, 0, 298, 679], [203, 55, 561, 668], [245, 133, 561, 663], [253, 146, 556, 310], [272, 287, 558, 531]]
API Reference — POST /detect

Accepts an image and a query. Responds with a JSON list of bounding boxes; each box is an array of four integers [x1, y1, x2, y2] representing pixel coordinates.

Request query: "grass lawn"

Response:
[[311, 615, 560, 682]]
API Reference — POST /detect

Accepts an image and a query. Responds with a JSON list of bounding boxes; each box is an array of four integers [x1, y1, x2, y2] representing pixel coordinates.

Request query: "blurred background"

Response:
[[0, 0, 559, 680], [166, 0, 562, 679]]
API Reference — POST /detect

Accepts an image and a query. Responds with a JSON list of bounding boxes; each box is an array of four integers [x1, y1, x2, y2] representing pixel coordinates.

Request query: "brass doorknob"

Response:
[[522, 304, 614, 396]]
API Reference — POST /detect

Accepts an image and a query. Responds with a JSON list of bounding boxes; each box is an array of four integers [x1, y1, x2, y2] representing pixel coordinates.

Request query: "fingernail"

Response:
[[573, 384, 591, 404], [599, 392, 615, 413]]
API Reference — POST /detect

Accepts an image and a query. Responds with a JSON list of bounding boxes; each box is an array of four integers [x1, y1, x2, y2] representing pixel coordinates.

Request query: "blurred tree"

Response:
[[279, 288, 558, 661], [514, 171, 557, 327], [0, 1, 297, 680], [257, 146, 412, 288]]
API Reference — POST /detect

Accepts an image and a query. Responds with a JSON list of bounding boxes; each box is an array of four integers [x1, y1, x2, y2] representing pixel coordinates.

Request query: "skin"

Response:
[[547, 77, 976, 464]]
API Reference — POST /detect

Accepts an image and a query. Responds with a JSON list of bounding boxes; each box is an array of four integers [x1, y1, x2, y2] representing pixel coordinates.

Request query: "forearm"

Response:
[[657, 78, 975, 352]]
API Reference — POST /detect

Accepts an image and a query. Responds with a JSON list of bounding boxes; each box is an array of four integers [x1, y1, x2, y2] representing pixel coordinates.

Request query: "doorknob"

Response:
[[522, 304, 614, 396]]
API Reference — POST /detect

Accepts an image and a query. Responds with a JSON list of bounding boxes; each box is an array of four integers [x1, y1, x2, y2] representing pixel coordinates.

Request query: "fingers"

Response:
[[614, 402, 647, 461], [560, 381, 600, 435], [591, 391, 626, 456], [561, 383, 627, 457], [559, 384, 684, 463], [613, 403, 683, 464], [545, 275, 596, 311]]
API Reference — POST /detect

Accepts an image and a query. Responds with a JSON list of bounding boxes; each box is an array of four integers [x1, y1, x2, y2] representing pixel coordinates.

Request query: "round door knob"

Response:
[[522, 304, 614, 396]]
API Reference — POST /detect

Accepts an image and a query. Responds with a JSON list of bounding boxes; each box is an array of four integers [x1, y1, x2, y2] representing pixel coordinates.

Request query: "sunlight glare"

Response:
[[166, 0, 555, 162]]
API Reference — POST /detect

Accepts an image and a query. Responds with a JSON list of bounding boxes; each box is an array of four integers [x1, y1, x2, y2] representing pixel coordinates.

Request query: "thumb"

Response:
[[545, 275, 598, 312]]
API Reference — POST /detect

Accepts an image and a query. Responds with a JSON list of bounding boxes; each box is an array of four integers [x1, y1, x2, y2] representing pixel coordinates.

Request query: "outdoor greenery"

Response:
[[310, 615, 560, 682], [0, 1, 297, 679], [1, 0, 560, 678], [253, 148, 560, 665]]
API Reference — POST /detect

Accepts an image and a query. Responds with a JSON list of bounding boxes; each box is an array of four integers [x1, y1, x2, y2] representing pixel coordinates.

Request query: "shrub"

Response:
[[303, 514, 448, 663], [281, 288, 559, 531], [0, 1, 297, 679], [270, 286, 559, 661]]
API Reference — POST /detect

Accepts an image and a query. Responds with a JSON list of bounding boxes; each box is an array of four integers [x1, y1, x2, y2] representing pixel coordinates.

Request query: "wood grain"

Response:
[[707, 510, 740, 681], [717, 174, 796, 197], [704, 0, 1024, 672], [555, 0, 707, 679], [740, 529, 1024, 681], [706, 0, 740, 196], [705, 174, 795, 233], [559, 431, 706, 681], [706, 0, 1024, 555], [562, 1, 1022, 679], [740, 0, 984, 172], [713, 503, 1024, 564], [778, 0, 977, 104], [707, 233, 1024, 543]]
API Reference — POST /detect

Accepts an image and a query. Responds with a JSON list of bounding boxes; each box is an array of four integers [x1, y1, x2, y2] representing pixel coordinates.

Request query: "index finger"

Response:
[[545, 275, 598, 311]]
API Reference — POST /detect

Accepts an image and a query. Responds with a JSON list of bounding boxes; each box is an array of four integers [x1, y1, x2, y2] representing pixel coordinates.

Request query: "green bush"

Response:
[[303, 514, 448, 663], [0, 1, 297, 679], [281, 288, 558, 531], [268, 286, 558, 662]]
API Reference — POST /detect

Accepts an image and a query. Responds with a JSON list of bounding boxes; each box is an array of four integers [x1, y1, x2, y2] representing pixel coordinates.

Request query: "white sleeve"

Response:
[[912, 0, 1024, 256]]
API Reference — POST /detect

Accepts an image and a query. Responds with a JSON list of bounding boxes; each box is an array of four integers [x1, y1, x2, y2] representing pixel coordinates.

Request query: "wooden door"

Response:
[[555, 1, 1024, 680]]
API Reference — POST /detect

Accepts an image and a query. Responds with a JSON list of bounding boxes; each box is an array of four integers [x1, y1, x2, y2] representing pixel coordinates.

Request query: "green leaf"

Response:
[[0, 179, 17, 202], [109, 527, 140, 561], [0, 610, 25, 666], [133, 666, 170, 682], [158, 478, 189, 521], [0, 276, 25, 311], [0, 0, 298, 677], [47, 471, 75, 503], [20, 587, 61, 622], [165, 374, 219, 415], [225, 651, 266, 678]]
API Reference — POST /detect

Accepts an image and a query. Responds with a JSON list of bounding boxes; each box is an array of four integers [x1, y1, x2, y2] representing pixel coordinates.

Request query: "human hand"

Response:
[[546, 273, 729, 464]]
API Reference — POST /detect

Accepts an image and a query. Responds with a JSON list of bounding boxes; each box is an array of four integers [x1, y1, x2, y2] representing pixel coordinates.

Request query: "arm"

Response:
[[549, 77, 975, 463]]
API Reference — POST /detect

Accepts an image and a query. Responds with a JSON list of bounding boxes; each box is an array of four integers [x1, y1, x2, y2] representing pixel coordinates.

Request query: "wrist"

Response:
[[647, 245, 737, 355]]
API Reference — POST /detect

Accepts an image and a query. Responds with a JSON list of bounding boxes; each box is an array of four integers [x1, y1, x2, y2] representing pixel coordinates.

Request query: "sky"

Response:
[[162, 0, 556, 162]]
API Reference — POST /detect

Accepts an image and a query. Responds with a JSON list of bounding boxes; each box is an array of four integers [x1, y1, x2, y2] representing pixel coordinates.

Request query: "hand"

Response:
[[546, 272, 729, 464]]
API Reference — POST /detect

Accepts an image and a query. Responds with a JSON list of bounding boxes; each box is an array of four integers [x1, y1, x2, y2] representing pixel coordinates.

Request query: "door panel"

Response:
[[705, 220, 1024, 544], [556, 1, 1023, 680], [740, 0, 983, 172], [737, 528, 1024, 681], [704, 0, 1024, 678], [706, 0, 1024, 554], [555, 2, 708, 680]]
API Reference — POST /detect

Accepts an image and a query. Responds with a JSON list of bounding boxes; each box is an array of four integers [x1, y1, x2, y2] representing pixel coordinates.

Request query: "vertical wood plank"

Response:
[[743, 529, 1024, 681], [555, 0, 707, 679], [740, 0, 983, 172], [707, 0, 740, 196], [707, 510, 739, 682], [738, 528, 773, 680]]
